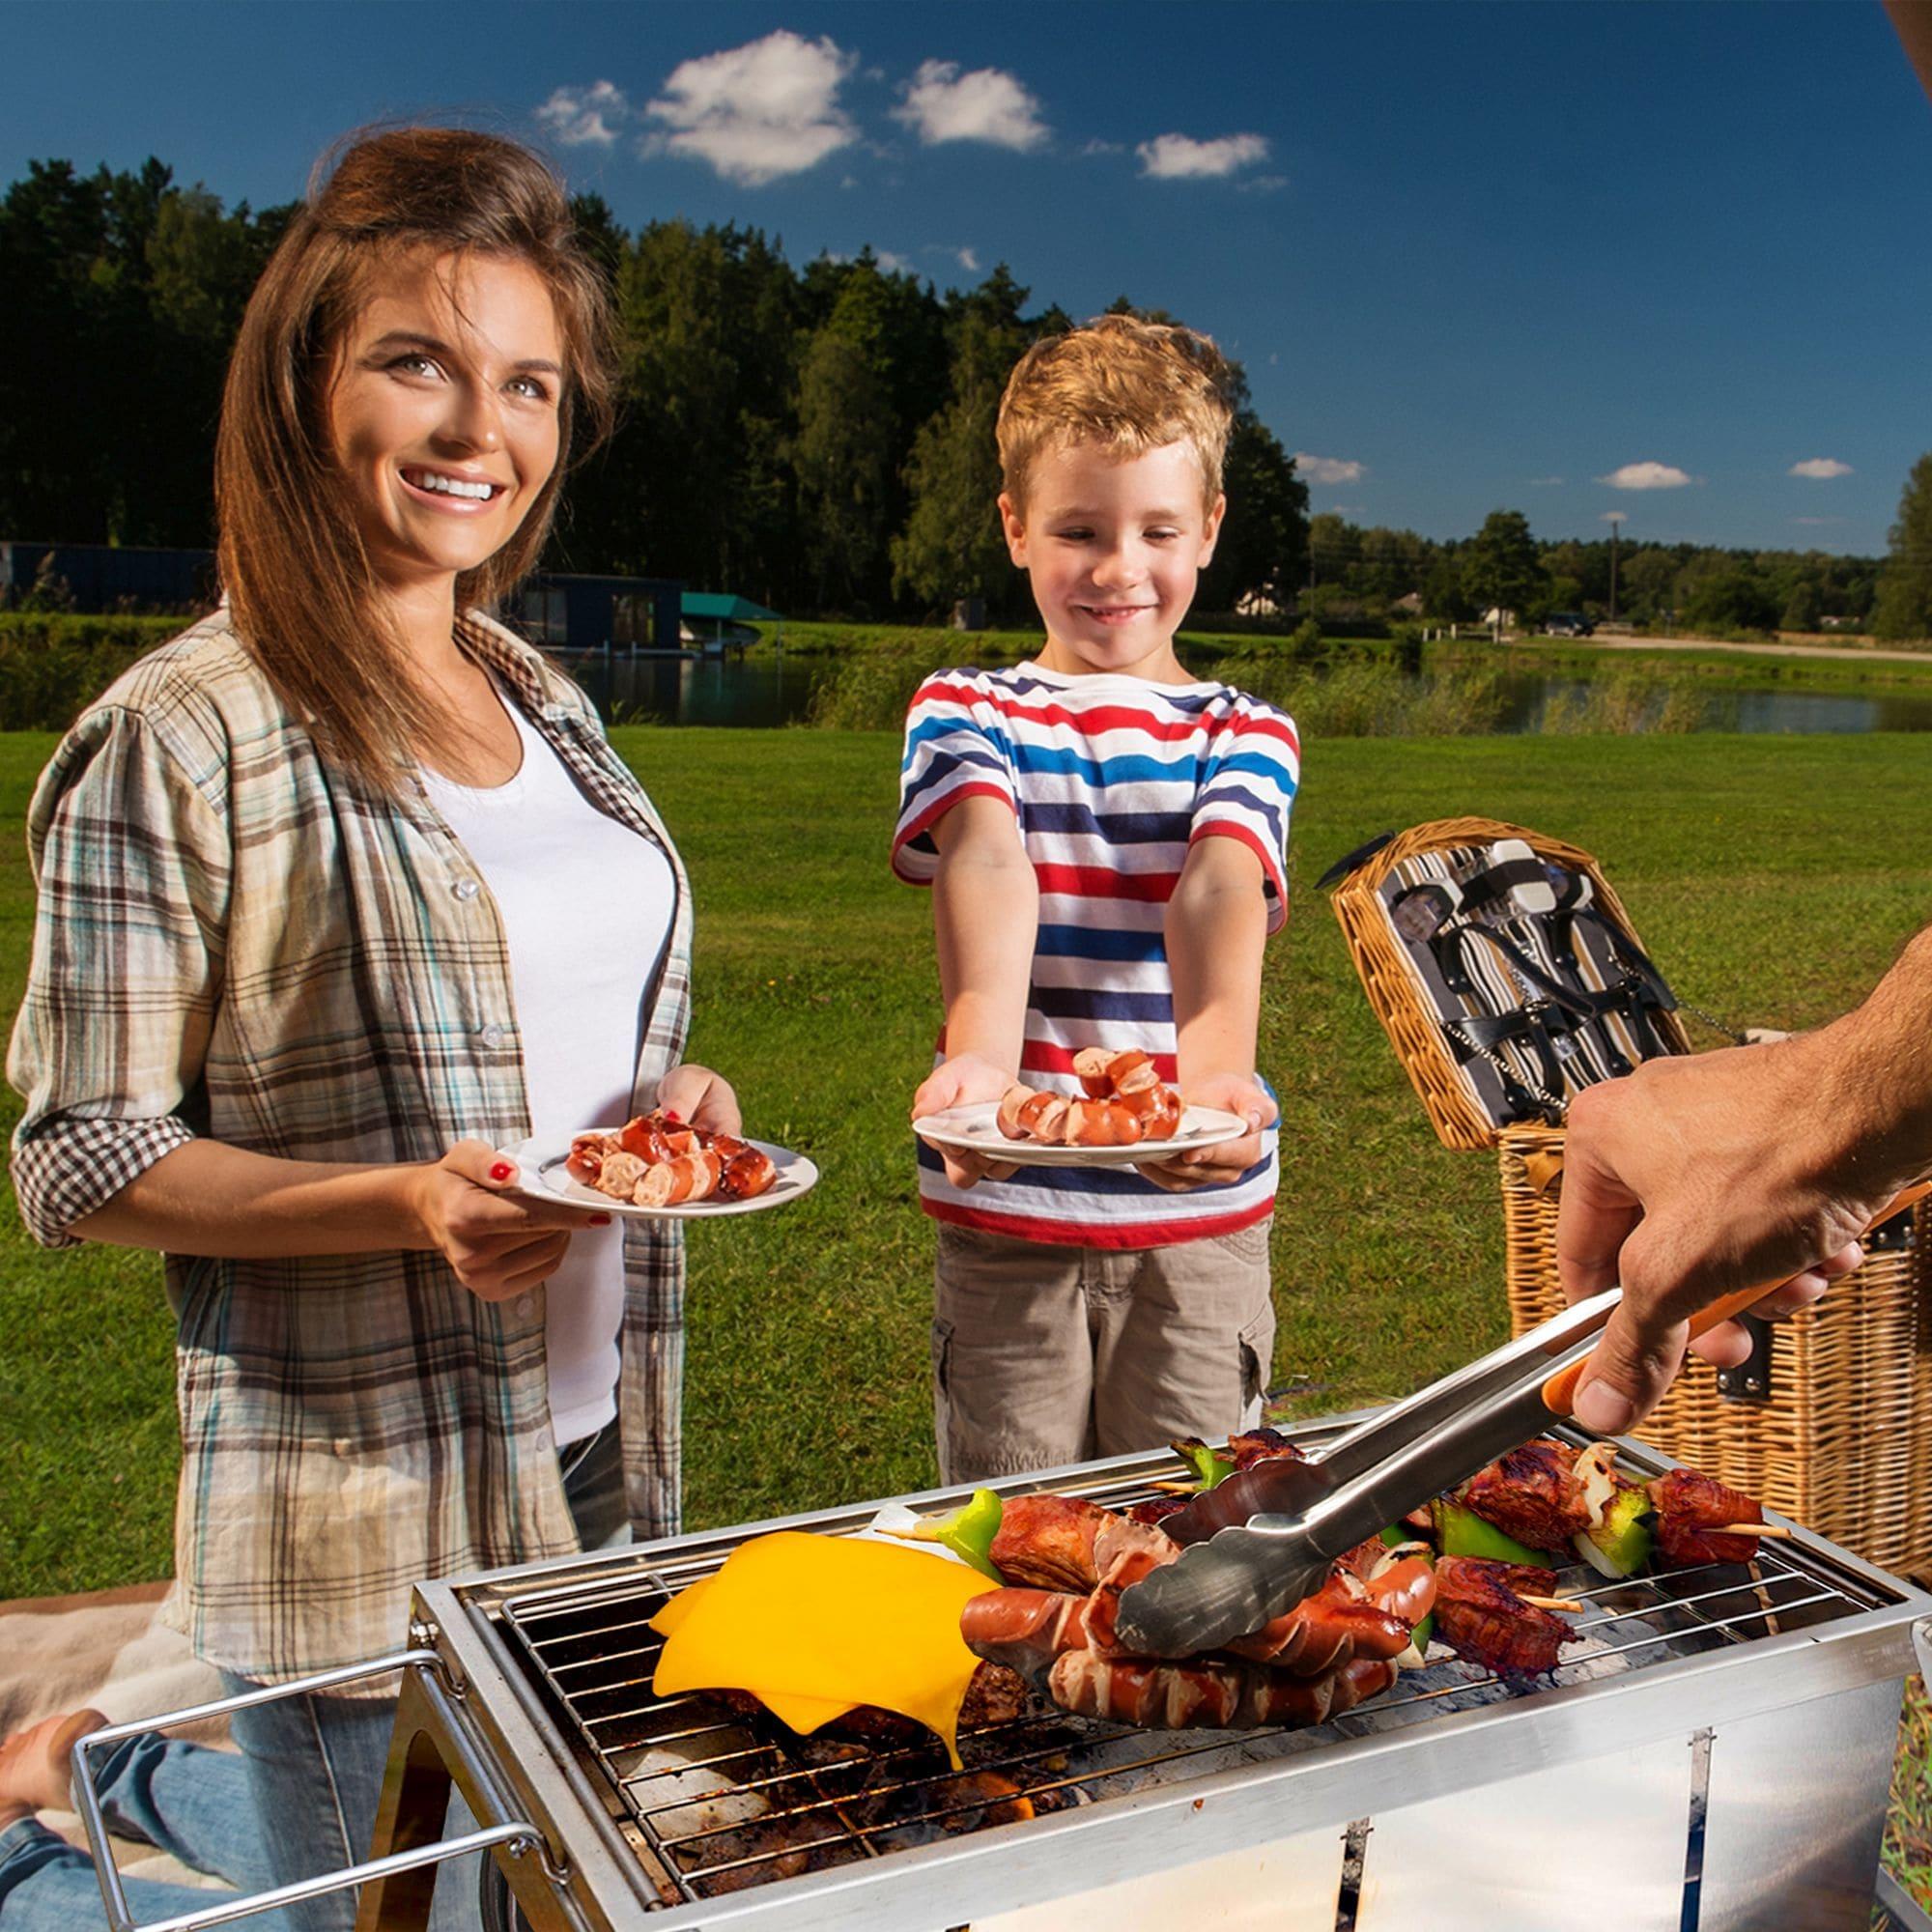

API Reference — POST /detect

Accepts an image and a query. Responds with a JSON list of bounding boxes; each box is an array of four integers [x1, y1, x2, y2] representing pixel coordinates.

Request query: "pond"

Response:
[[549, 648, 1932, 735]]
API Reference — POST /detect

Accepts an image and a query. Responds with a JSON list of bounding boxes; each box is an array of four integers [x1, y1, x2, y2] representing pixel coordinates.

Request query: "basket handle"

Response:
[[70, 1651, 540, 1932], [1540, 1179, 1932, 1415]]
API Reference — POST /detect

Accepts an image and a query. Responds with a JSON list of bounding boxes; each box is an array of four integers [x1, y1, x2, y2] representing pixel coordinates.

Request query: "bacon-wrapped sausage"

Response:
[[1046, 1650, 1399, 1730], [998, 1051, 1182, 1148], [989, 1494, 1171, 1594], [592, 1150, 647, 1201], [635, 1148, 724, 1207]]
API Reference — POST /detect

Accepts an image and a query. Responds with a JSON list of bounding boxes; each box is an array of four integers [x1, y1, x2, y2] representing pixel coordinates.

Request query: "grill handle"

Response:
[[69, 1648, 541, 1932]]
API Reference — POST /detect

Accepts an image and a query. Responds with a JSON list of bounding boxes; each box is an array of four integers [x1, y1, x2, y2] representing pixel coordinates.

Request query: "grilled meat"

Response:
[[1226, 1426, 1307, 1470], [989, 1493, 1172, 1593], [1461, 1439, 1590, 1552], [1046, 1651, 1399, 1730], [1649, 1468, 1764, 1566], [1432, 1557, 1572, 1679]]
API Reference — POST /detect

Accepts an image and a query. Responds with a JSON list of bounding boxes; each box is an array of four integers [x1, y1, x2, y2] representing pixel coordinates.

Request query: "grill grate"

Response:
[[497, 1465, 1890, 1909]]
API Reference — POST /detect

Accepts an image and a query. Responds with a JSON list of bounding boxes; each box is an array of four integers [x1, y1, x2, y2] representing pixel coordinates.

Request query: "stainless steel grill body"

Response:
[[355, 1421, 1929, 1932]]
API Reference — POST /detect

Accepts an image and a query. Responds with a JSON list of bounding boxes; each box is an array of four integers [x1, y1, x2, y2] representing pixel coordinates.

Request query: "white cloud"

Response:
[[894, 60, 1049, 151], [535, 80, 630, 148], [956, 245, 980, 272], [1236, 173, 1290, 196], [1136, 132, 1270, 180], [1529, 475, 1565, 488], [1294, 452, 1365, 486], [1082, 137, 1125, 156], [875, 250, 912, 274], [1599, 461, 1694, 491], [1788, 457, 1853, 479], [645, 31, 857, 186]]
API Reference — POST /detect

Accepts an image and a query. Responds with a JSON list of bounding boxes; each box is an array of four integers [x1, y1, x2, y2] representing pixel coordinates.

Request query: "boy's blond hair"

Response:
[[996, 313, 1235, 511]]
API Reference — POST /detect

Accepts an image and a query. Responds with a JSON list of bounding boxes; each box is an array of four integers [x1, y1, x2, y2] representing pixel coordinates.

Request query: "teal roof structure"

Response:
[[681, 592, 783, 623]]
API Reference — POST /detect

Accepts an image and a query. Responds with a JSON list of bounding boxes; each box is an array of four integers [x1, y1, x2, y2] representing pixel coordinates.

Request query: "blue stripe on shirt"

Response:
[[1035, 923, 1167, 962], [1029, 986, 1174, 1023]]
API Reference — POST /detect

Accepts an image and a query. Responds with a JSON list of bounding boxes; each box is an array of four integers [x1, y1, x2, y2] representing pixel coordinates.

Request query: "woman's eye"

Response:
[[388, 352, 442, 380], [507, 374, 554, 403]]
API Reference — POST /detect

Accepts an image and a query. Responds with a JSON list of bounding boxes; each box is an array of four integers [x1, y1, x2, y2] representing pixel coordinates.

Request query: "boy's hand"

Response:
[[1135, 1073, 1275, 1191], [914, 1054, 1021, 1188]]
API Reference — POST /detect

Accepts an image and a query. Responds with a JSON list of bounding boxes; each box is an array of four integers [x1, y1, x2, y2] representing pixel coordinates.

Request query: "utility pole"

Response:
[[1605, 512, 1626, 622]]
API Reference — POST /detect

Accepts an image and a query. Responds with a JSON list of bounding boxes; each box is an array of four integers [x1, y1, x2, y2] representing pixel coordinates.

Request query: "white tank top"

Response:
[[422, 696, 675, 1444]]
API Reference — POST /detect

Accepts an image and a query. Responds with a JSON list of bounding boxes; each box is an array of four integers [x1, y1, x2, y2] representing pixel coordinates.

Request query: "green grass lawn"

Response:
[[6, 723, 1931, 1908], [4, 724, 1931, 1595]]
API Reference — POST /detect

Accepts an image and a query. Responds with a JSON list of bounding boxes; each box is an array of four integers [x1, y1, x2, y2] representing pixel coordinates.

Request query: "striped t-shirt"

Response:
[[893, 662, 1299, 1248]]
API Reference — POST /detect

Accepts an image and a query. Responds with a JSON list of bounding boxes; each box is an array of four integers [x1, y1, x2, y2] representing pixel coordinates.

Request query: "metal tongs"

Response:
[[1113, 1183, 1931, 1659]]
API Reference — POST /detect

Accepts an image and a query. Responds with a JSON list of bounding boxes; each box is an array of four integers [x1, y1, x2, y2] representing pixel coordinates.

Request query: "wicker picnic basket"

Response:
[[1325, 815, 1932, 1582]]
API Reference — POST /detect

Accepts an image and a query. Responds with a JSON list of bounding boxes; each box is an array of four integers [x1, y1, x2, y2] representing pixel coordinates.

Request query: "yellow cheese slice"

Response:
[[650, 1532, 996, 1766]]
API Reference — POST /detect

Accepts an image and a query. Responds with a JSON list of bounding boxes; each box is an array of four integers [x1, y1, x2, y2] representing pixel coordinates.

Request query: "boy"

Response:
[[893, 314, 1299, 1482]]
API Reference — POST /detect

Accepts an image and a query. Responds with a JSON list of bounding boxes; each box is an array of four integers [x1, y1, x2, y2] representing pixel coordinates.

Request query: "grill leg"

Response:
[[355, 1669, 453, 1932]]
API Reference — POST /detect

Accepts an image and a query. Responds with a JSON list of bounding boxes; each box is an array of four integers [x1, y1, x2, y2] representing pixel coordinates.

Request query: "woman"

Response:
[[0, 128, 729, 1929]]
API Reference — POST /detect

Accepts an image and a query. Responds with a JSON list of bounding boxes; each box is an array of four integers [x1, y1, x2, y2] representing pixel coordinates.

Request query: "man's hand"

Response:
[[1135, 1072, 1276, 1191], [1557, 1045, 1872, 1435], [914, 1053, 1021, 1188]]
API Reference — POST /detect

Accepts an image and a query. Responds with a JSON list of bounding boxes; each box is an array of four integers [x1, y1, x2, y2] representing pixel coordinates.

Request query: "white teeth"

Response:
[[409, 470, 495, 500]]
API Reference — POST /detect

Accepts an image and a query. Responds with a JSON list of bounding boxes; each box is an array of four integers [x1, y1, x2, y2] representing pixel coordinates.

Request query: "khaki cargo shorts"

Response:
[[931, 1217, 1275, 1485]]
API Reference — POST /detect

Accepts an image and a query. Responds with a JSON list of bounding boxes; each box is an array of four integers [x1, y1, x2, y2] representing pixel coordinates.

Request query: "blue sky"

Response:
[[9, 1, 1929, 554]]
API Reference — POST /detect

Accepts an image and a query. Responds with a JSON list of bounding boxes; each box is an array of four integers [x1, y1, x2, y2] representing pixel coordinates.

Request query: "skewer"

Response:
[[1150, 1480, 1197, 1495], [1716, 1523, 1790, 1538], [1518, 1594, 1584, 1612]]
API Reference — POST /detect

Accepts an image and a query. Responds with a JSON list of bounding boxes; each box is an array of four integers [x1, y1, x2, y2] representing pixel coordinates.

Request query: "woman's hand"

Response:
[[658, 1064, 742, 1137], [1134, 1074, 1275, 1191], [407, 1140, 612, 1303]]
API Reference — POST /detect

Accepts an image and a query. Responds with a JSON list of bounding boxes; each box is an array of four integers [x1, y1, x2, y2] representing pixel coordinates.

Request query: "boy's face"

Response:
[[1001, 439, 1225, 683]]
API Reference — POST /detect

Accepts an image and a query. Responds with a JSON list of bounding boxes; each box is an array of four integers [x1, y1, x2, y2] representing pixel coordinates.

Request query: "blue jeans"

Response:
[[0, 1419, 628, 1931]]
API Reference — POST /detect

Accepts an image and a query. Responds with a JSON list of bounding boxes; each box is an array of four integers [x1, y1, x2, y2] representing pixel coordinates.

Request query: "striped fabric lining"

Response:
[[895, 663, 1298, 1248], [1378, 842, 1668, 1127]]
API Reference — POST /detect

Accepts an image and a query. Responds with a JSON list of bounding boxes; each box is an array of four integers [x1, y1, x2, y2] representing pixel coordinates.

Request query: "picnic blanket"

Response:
[[0, 1581, 227, 1890]]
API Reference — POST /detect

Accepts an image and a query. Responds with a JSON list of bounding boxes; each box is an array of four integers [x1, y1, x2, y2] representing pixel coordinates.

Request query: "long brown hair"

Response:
[[214, 127, 616, 786]]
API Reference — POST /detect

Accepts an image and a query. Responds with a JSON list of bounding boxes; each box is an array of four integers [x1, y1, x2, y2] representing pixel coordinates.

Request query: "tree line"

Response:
[[4, 154, 1930, 638]]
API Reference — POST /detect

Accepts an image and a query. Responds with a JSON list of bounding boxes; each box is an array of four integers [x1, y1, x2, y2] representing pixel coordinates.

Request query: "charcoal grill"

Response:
[[77, 1417, 1932, 1932]]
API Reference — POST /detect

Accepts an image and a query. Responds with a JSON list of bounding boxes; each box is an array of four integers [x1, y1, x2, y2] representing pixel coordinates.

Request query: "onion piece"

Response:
[[1573, 1440, 1622, 1530]]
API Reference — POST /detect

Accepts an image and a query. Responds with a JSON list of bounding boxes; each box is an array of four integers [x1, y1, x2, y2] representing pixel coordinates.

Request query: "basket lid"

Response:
[[1323, 815, 1691, 1151]]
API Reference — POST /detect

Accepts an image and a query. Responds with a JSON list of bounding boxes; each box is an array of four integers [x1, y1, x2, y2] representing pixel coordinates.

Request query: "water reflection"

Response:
[[545, 648, 1932, 736]]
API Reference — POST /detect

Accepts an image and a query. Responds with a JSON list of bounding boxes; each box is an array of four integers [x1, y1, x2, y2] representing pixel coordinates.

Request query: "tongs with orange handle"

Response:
[[1112, 1182, 1931, 1660]]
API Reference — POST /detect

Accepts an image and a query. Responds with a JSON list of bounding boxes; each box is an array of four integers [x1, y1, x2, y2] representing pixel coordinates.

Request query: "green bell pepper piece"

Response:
[[886, 1488, 1006, 1581], [1430, 1497, 1555, 1569], [1171, 1437, 1236, 1490], [1574, 1486, 1656, 1579]]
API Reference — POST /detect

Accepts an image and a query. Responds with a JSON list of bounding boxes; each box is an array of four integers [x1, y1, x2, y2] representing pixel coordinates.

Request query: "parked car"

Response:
[[1542, 611, 1595, 638]]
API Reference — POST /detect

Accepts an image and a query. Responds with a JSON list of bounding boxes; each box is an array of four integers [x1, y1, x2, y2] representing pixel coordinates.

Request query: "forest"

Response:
[[4, 155, 1929, 639]]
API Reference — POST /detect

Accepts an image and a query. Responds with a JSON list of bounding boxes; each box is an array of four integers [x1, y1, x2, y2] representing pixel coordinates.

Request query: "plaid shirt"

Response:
[[8, 608, 694, 1683]]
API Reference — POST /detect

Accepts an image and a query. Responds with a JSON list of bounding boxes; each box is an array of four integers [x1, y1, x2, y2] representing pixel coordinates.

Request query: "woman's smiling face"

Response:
[[327, 249, 564, 600]]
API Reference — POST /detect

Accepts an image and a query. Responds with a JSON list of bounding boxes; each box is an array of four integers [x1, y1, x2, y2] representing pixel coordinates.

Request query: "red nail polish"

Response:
[[663, 1109, 682, 1124], [589, 1212, 612, 1226], [489, 1161, 514, 1181]]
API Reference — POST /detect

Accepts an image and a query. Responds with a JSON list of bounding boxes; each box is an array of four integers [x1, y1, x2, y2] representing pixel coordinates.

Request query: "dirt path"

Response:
[[1514, 634, 1932, 668]]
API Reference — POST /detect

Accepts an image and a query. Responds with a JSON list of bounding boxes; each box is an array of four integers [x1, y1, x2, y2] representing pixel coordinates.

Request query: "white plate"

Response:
[[911, 1101, 1250, 1169], [506, 1132, 818, 1220]]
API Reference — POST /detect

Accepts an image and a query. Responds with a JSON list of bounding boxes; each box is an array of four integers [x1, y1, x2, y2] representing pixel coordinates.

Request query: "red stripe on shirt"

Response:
[[1032, 863, 1179, 902], [890, 781, 1017, 878], [1189, 820, 1289, 909], [925, 1193, 1273, 1250], [916, 679, 1300, 756]]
